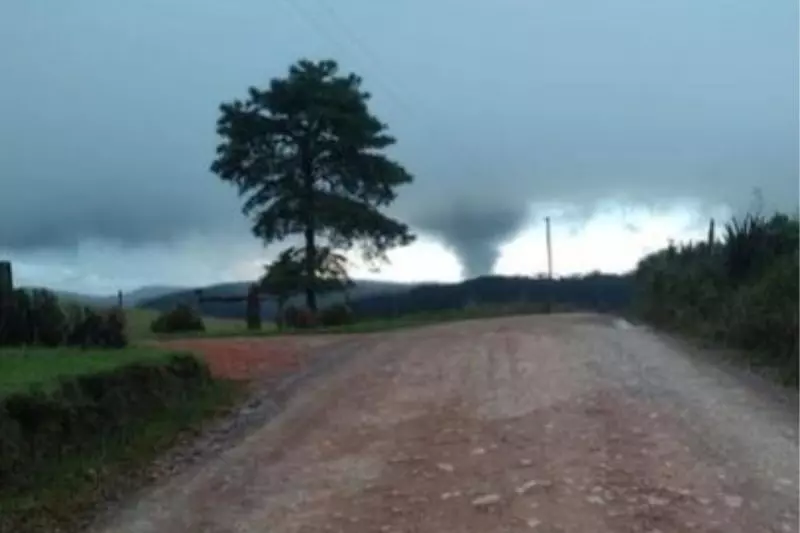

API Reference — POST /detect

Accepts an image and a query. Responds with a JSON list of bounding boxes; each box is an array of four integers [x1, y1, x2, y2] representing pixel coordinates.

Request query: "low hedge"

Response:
[[0, 353, 211, 493], [150, 304, 205, 334]]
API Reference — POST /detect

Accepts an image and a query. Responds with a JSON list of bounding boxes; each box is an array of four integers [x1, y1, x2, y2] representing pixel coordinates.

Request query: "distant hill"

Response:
[[137, 273, 634, 322], [121, 286, 189, 307], [138, 279, 413, 319], [22, 285, 188, 309]]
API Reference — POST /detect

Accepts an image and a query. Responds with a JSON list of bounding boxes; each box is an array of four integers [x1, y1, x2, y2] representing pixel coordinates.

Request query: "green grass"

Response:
[[124, 307, 256, 341], [0, 346, 174, 396], [0, 379, 242, 533], [123, 302, 569, 341], [165, 302, 567, 339]]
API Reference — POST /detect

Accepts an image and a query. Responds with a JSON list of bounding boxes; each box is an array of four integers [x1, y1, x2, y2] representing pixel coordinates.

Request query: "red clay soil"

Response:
[[157, 336, 344, 381]]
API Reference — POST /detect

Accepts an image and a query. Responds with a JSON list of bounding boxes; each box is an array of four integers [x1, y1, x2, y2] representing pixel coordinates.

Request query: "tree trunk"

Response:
[[302, 143, 318, 312], [246, 284, 261, 330], [276, 298, 286, 330], [304, 226, 318, 312]]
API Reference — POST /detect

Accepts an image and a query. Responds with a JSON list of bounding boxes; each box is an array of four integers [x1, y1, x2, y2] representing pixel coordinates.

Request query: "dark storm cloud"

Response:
[[0, 0, 796, 283], [0, 180, 243, 251], [418, 203, 529, 278]]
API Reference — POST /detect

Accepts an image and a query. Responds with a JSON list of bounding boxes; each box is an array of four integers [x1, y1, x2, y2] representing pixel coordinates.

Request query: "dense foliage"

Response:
[[211, 58, 414, 311], [634, 212, 799, 384], [282, 305, 317, 329], [0, 289, 127, 348], [0, 354, 210, 510], [260, 246, 353, 329], [318, 303, 355, 327], [150, 304, 205, 334]]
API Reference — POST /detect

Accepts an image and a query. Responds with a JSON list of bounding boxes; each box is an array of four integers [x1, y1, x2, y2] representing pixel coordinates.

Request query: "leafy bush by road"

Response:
[[150, 304, 206, 334], [634, 212, 799, 385], [0, 289, 127, 348], [0, 350, 234, 533], [318, 303, 354, 327]]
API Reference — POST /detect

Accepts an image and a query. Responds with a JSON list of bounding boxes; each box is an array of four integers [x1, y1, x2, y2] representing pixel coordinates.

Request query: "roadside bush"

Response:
[[0, 290, 126, 348], [1, 289, 68, 347], [634, 211, 799, 384], [63, 305, 128, 348], [0, 354, 211, 491], [283, 305, 317, 329], [29, 289, 66, 346], [723, 251, 799, 382], [0, 289, 33, 345], [150, 304, 205, 334], [318, 303, 354, 327]]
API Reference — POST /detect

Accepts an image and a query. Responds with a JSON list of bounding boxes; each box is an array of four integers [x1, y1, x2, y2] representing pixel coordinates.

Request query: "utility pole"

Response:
[[544, 217, 553, 313], [545, 216, 553, 280]]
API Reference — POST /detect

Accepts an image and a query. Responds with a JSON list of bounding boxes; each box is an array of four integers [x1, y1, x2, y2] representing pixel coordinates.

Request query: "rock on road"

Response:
[[94, 314, 798, 533]]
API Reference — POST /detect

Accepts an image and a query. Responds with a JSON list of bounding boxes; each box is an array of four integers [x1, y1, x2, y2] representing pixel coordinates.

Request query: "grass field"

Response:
[[122, 301, 568, 342], [0, 346, 176, 396], [124, 307, 256, 341], [151, 302, 565, 339]]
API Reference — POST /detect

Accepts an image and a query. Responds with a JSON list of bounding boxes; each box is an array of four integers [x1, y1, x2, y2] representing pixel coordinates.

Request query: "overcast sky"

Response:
[[1, 0, 797, 294]]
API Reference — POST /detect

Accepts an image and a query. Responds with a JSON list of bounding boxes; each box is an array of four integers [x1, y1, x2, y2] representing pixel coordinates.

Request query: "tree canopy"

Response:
[[260, 245, 354, 327], [211, 58, 415, 310]]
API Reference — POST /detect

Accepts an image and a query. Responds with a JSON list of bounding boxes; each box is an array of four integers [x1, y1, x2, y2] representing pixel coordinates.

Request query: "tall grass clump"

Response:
[[634, 211, 798, 385]]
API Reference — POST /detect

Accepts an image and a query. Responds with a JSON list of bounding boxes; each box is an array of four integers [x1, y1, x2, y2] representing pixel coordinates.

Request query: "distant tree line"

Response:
[[349, 274, 634, 318]]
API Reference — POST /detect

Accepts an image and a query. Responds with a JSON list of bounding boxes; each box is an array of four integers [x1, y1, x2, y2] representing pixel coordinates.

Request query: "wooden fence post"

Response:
[[0, 261, 12, 342], [0, 261, 12, 300]]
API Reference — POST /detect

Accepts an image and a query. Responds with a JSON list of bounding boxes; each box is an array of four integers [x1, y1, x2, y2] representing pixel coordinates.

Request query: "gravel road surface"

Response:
[[93, 314, 798, 533]]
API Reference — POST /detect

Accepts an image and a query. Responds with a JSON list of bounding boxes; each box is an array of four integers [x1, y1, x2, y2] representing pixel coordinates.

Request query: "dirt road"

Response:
[[94, 314, 798, 533]]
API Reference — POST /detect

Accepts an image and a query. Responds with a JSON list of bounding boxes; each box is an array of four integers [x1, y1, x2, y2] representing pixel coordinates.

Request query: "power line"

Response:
[[279, 0, 416, 115], [311, 0, 414, 98], [545, 216, 553, 279]]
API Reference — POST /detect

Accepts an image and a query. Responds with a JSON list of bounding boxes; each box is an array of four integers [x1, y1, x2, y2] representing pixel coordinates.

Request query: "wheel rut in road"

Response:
[[93, 314, 798, 533]]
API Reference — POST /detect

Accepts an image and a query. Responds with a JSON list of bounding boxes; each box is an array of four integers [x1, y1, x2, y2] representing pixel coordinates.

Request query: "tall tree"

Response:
[[212, 59, 415, 310]]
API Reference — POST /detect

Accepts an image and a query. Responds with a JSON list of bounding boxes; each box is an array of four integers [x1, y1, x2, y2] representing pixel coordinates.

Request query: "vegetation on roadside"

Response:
[[0, 288, 127, 348], [0, 347, 172, 395], [260, 247, 354, 330], [139, 300, 573, 339], [150, 303, 206, 334], [0, 351, 240, 533], [211, 58, 415, 313], [634, 211, 799, 385], [125, 307, 246, 341]]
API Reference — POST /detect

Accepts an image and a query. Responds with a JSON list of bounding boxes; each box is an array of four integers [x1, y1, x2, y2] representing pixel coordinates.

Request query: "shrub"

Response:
[[150, 304, 205, 334], [283, 305, 317, 329], [0, 290, 126, 348], [0, 354, 211, 492], [0, 289, 33, 345], [64, 306, 128, 348], [634, 211, 799, 384], [29, 289, 66, 347], [0, 289, 70, 347], [102, 307, 127, 348], [318, 303, 354, 327]]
